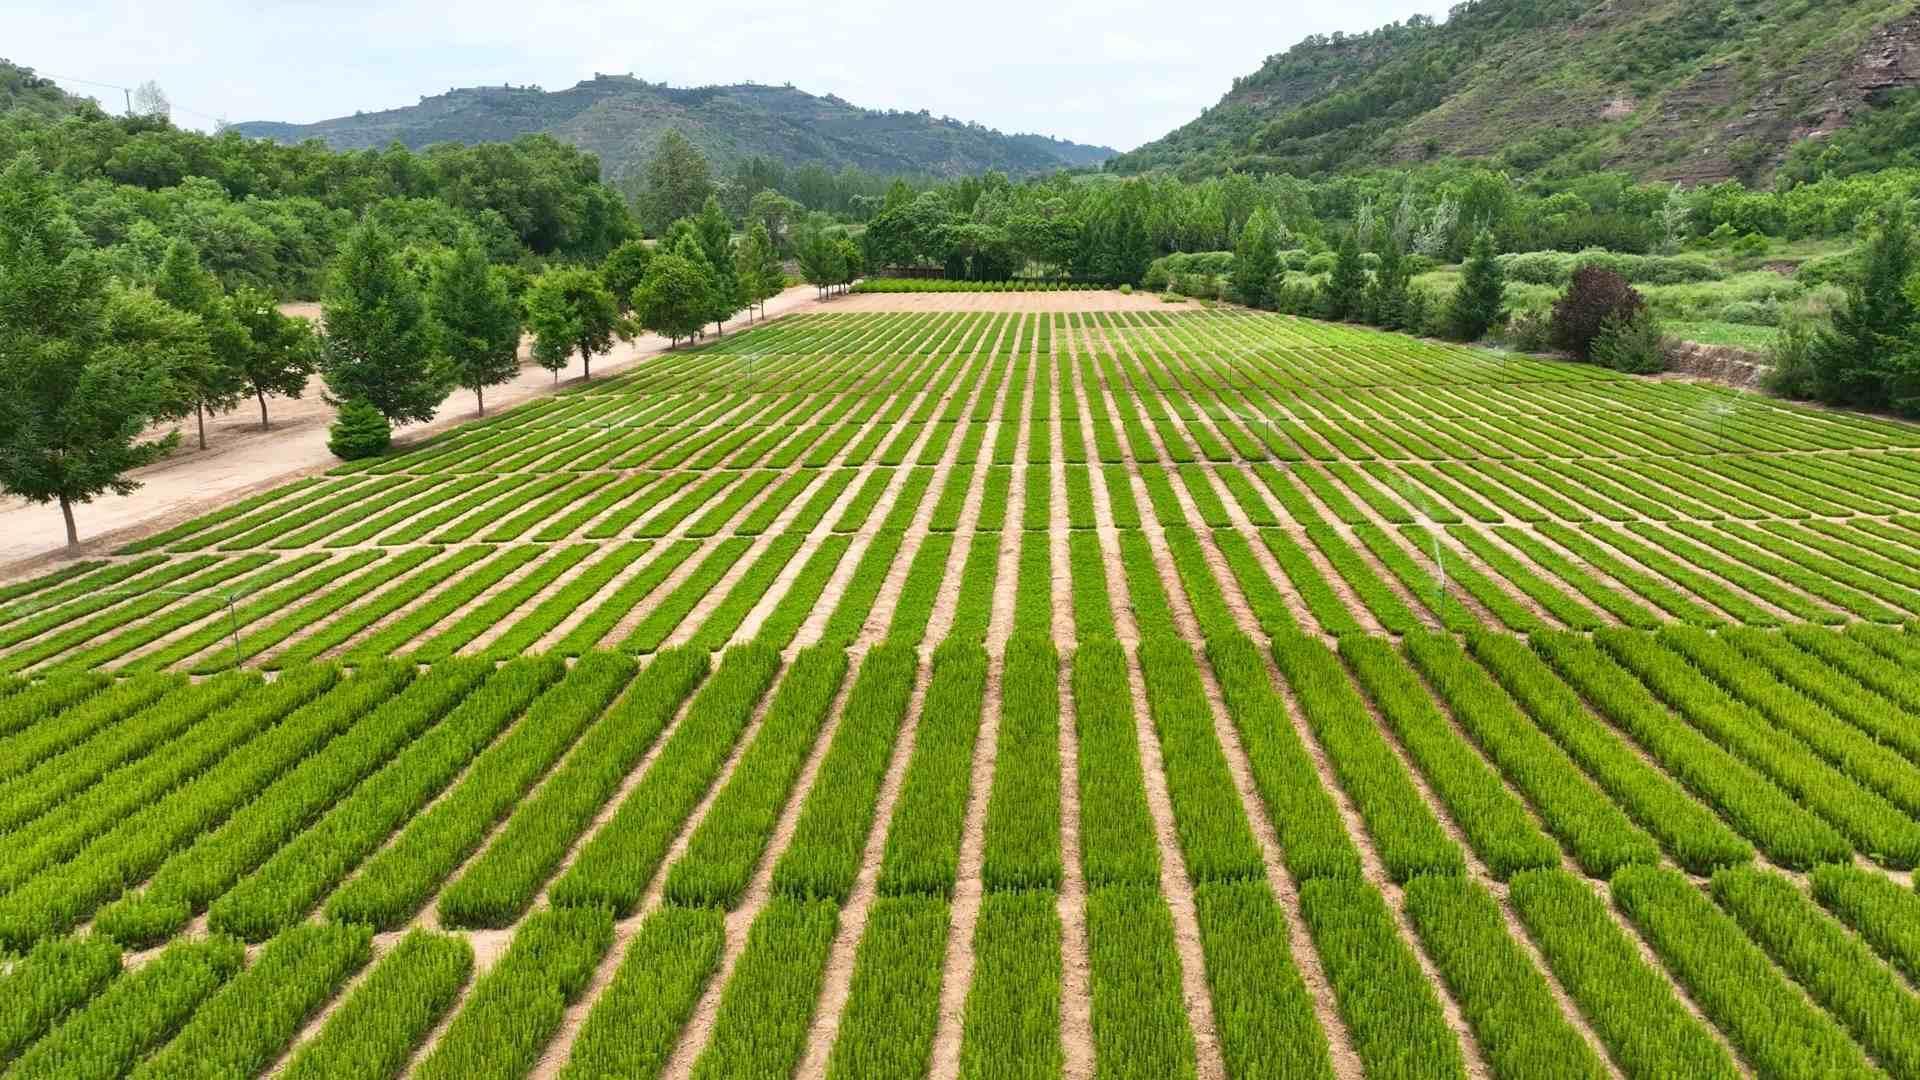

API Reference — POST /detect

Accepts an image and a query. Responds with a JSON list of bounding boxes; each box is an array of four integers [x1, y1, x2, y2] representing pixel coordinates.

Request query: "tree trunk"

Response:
[[59, 494, 77, 548], [580, 346, 591, 381], [257, 389, 270, 430], [196, 403, 207, 450], [476, 386, 485, 417]]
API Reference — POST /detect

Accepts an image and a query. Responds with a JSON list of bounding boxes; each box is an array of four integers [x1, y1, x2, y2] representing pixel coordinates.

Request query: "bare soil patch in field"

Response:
[[827, 289, 1193, 313]]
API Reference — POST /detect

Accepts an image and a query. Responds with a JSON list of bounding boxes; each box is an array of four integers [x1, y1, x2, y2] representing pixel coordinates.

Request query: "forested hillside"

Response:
[[0, 75, 631, 298], [0, 58, 92, 119], [234, 75, 1114, 187], [1110, 0, 1920, 183]]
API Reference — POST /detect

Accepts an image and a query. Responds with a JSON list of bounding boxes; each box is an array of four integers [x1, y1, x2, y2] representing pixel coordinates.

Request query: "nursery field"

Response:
[[7, 305, 1920, 1079]]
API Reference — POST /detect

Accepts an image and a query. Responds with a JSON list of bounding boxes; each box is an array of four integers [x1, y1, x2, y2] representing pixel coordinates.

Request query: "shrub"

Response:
[[1795, 249, 1861, 286], [1272, 274, 1320, 315], [1498, 249, 1723, 286], [1551, 266, 1646, 360], [327, 399, 391, 460], [1718, 299, 1779, 326], [1304, 251, 1337, 275], [1503, 309, 1554, 352], [1118, 282, 1132, 295], [1590, 312, 1668, 373], [1763, 313, 1821, 398]]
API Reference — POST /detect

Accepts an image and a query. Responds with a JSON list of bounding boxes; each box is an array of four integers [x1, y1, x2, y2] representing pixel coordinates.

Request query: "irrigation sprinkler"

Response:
[[1230, 408, 1279, 456], [0, 581, 251, 671], [224, 591, 242, 670], [1403, 486, 1449, 603]]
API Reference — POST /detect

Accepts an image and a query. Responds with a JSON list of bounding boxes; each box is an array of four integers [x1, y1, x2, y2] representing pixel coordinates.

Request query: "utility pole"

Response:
[[123, 87, 132, 116]]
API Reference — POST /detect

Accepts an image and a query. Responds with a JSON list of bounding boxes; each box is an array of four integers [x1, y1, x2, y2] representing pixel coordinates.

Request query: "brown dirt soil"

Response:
[[1053, 653, 1097, 1080], [827, 289, 1194, 314], [924, 650, 1000, 1076]]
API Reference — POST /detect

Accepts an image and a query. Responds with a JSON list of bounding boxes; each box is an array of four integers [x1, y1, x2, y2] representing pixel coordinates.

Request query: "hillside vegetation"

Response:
[[1110, 0, 1920, 183], [234, 75, 1114, 186], [0, 58, 92, 119]]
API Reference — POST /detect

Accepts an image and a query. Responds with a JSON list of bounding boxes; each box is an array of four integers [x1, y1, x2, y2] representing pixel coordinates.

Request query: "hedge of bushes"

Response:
[[1497, 248, 1725, 286], [850, 278, 1104, 293]]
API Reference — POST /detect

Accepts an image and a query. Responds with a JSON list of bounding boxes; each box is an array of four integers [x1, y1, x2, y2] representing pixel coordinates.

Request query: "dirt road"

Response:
[[0, 285, 825, 575]]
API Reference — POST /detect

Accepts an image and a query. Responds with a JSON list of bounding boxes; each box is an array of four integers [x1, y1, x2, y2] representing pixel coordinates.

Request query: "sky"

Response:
[[13, 0, 1443, 152]]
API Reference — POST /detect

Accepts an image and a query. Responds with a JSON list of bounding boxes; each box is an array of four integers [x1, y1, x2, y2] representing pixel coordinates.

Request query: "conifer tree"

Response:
[[1446, 229, 1506, 341], [1808, 200, 1918, 413], [1231, 207, 1279, 308], [736, 222, 781, 321], [692, 196, 740, 334], [1323, 231, 1367, 321]]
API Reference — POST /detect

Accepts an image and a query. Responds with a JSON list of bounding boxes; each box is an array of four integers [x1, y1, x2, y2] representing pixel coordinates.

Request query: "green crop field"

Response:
[[3, 304, 1920, 1078]]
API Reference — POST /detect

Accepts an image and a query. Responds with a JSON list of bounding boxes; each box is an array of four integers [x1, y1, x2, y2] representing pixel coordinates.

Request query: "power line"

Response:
[[34, 69, 228, 127]]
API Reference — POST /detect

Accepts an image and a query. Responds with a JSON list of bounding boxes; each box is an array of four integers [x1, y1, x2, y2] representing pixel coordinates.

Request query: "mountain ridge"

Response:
[[233, 74, 1115, 182], [1108, 0, 1920, 183]]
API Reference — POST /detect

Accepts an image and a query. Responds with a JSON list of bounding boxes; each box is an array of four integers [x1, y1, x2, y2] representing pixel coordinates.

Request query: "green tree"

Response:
[[524, 266, 619, 382], [692, 196, 740, 333], [228, 287, 318, 429], [1446, 229, 1506, 341], [429, 236, 523, 413], [834, 235, 864, 291], [319, 223, 448, 425], [1323, 230, 1367, 321], [794, 221, 848, 298], [1808, 200, 1919, 412], [152, 239, 247, 449], [735, 221, 781, 322], [633, 250, 714, 346], [1231, 207, 1279, 308], [747, 189, 801, 252], [640, 130, 713, 235], [0, 154, 182, 546], [600, 238, 653, 313], [1366, 233, 1413, 330], [327, 398, 391, 460]]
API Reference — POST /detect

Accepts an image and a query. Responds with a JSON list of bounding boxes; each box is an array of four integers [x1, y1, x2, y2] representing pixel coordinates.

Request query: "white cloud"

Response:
[[13, 0, 1441, 151]]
